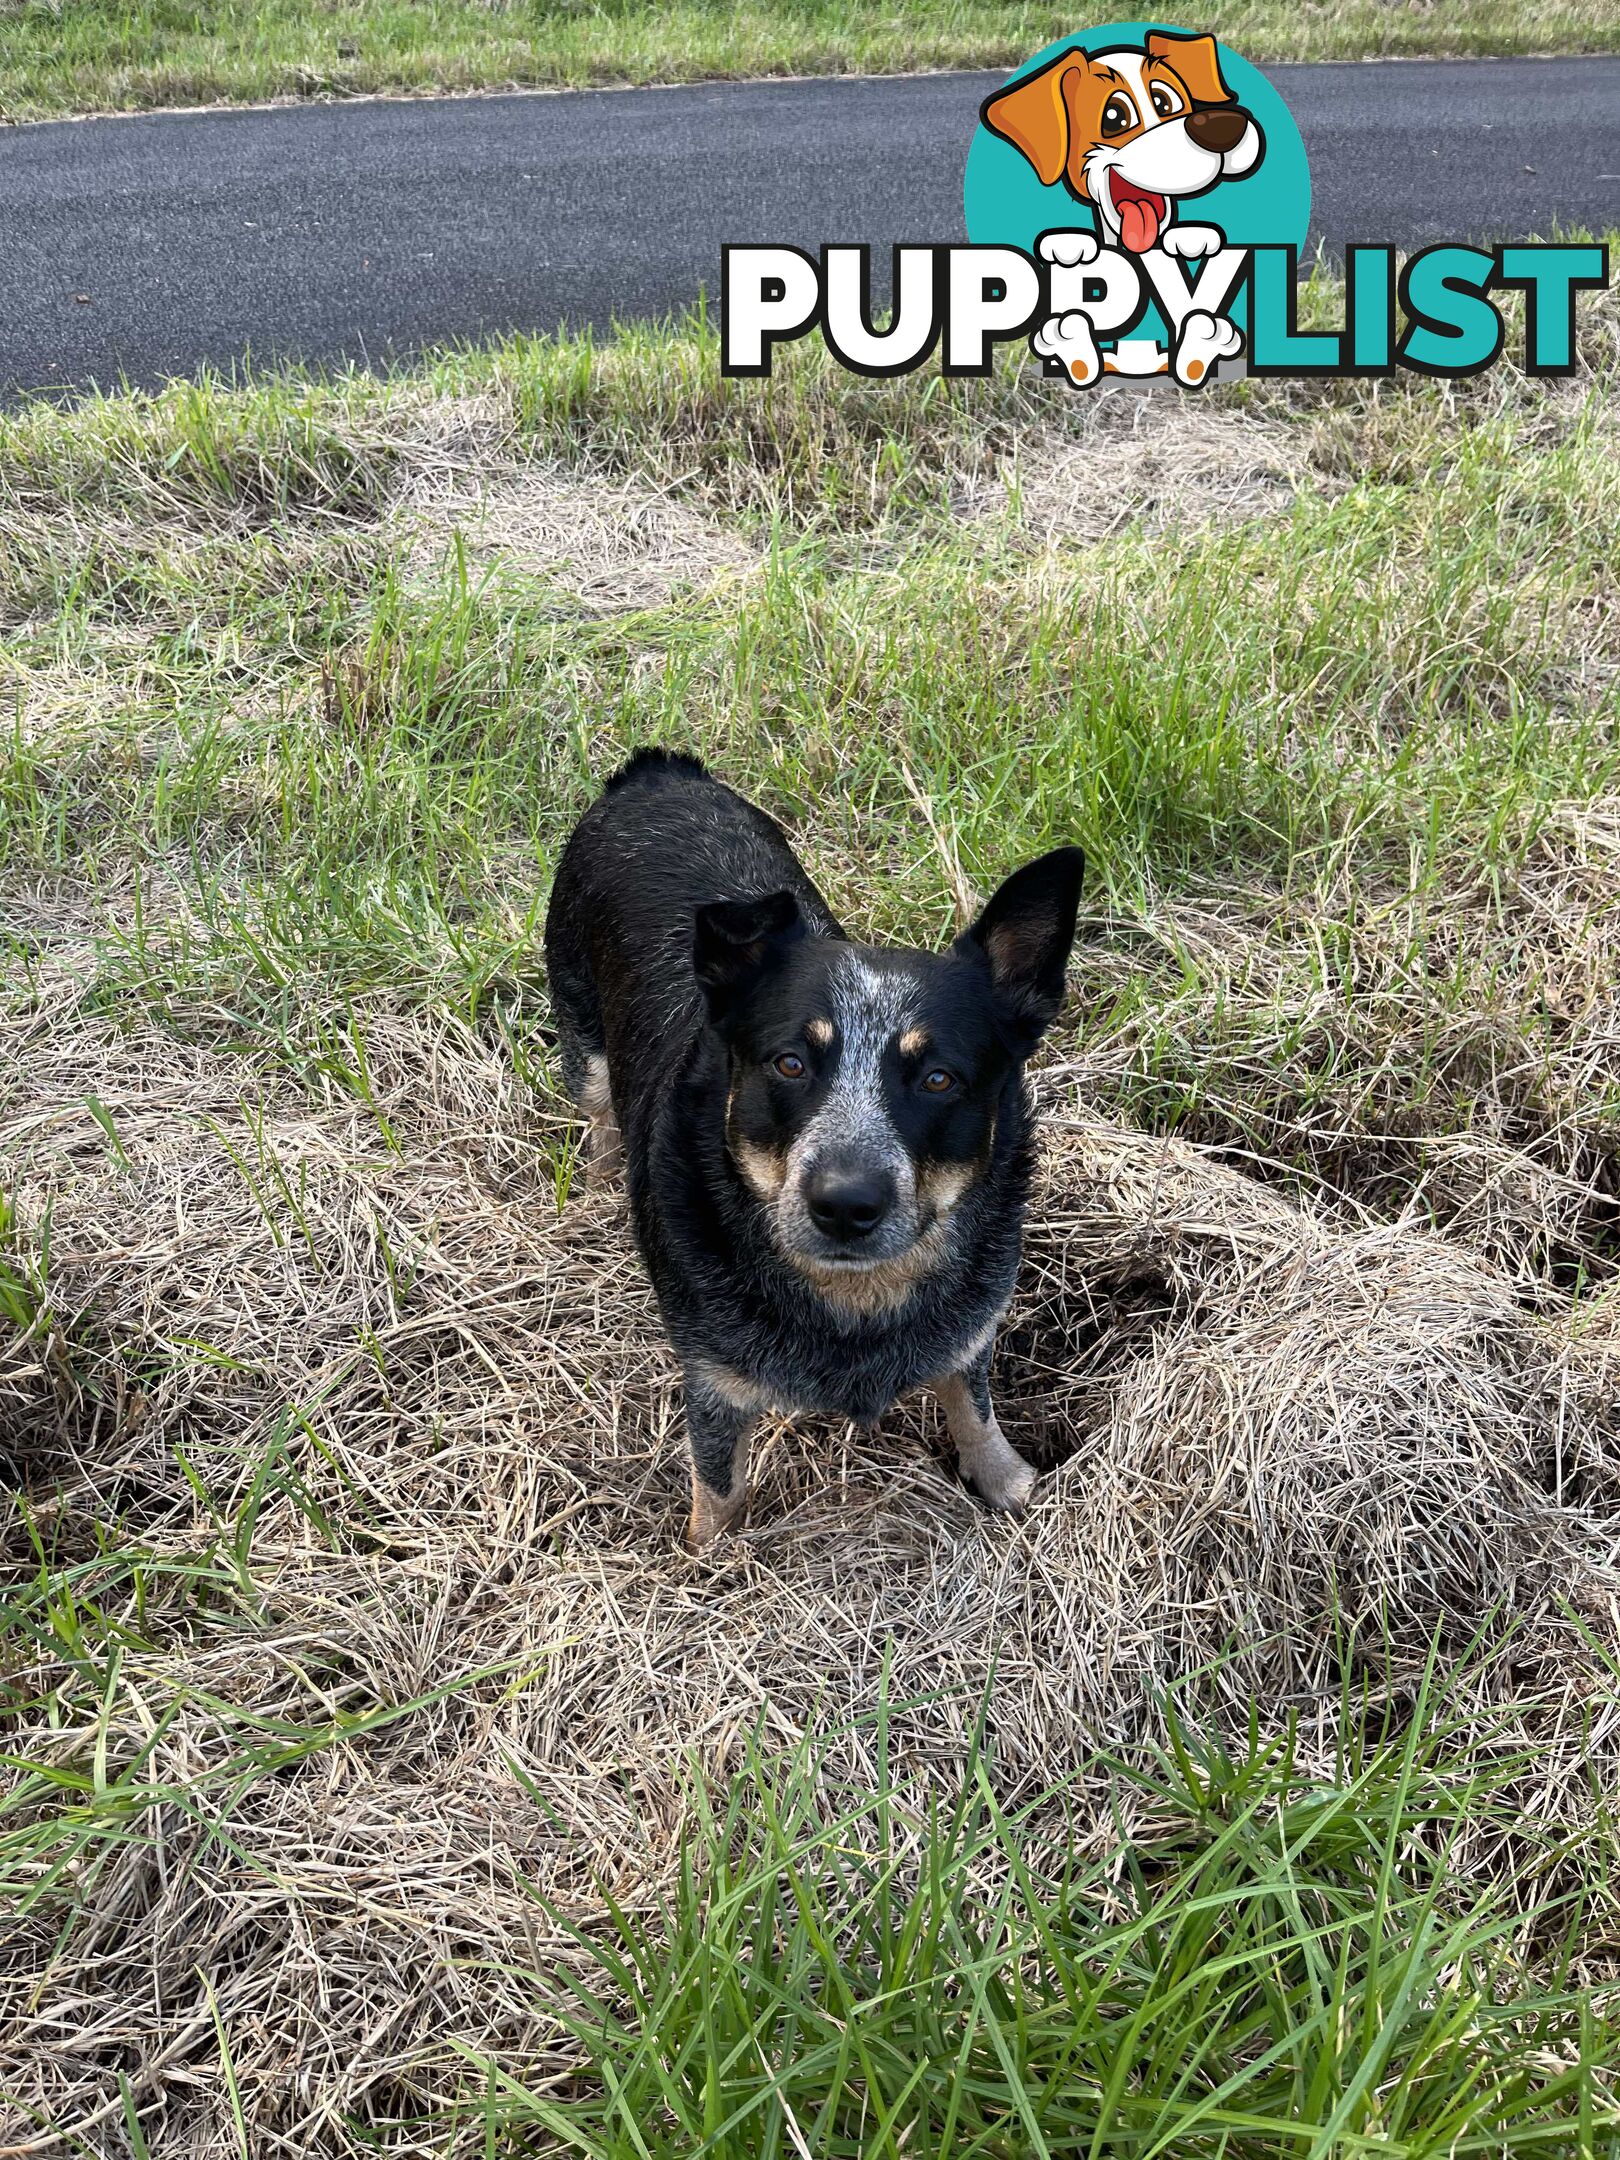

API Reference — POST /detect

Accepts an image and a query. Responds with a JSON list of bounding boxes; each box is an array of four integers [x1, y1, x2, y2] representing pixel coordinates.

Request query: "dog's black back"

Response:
[[547, 749, 839, 1160], [546, 749, 1079, 1426]]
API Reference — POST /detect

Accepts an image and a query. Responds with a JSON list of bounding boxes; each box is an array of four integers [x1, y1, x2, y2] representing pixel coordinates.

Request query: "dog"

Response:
[[545, 749, 1084, 1549], [982, 30, 1263, 386]]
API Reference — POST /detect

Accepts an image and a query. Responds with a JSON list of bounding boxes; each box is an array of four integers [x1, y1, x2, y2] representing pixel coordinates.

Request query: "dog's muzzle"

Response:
[[778, 1140, 921, 1270], [1106, 105, 1257, 250]]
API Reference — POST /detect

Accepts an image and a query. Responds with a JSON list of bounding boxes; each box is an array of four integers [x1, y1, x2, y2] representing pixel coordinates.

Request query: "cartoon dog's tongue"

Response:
[[1120, 196, 1158, 252], [1110, 175, 1167, 253]]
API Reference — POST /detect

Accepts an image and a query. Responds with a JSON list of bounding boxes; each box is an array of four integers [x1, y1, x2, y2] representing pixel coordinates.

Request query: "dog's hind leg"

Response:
[[547, 919, 622, 1185], [936, 1348, 1036, 1513], [683, 1364, 760, 1551]]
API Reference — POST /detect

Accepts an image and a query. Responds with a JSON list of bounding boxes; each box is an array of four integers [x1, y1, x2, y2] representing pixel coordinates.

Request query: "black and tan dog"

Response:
[[545, 750, 1083, 1548]]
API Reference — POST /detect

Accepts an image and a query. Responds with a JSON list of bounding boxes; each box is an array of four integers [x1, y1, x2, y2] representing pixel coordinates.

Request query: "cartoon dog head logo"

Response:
[[965, 23, 1309, 388], [980, 31, 1264, 255]]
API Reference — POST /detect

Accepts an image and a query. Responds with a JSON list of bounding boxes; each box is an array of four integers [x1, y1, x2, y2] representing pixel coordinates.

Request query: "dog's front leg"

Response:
[[683, 1366, 757, 1550], [580, 1053, 623, 1188], [935, 1348, 1036, 1513]]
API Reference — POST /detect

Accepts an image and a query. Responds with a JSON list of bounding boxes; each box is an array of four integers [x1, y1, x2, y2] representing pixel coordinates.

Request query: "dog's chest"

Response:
[[725, 1274, 1008, 1425]]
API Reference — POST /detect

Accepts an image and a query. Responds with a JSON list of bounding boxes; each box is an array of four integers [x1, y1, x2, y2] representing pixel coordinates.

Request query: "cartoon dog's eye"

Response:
[[1149, 82, 1184, 119], [773, 1052, 807, 1079], [1100, 92, 1138, 136], [920, 1069, 956, 1095]]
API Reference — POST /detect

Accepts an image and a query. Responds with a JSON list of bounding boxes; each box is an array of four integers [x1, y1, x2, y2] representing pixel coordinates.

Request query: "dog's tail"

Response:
[[604, 745, 711, 794]]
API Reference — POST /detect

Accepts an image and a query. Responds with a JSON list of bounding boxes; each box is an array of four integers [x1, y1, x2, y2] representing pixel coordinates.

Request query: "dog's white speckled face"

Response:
[[722, 942, 1008, 1275], [776, 949, 1002, 1271], [692, 849, 1085, 1286]]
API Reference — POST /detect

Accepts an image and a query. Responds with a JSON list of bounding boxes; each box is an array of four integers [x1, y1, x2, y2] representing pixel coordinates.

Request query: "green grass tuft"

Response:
[[1, 0, 1613, 122], [467, 1668, 1620, 2155]]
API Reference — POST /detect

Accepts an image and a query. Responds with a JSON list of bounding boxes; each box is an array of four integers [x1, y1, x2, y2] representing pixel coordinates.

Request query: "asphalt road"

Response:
[[1, 58, 1615, 398]]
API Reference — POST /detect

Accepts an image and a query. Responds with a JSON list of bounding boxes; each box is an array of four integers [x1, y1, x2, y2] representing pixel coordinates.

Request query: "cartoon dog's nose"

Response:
[[1185, 106, 1249, 154], [805, 1162, 896, 1243]]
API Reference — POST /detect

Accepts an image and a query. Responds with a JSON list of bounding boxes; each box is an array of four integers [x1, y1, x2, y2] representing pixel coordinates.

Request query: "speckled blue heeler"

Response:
[[545, 750, 1084, 1548]]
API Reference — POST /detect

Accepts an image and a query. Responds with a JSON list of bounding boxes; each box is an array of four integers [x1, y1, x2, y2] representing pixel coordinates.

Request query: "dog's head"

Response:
[[982, 32, 1263, 252], [693, 849, 1084, 1294]]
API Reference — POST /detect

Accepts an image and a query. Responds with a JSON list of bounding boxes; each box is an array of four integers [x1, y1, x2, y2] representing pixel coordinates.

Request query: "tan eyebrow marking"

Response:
[[898, 1027, 930, 1058], [806, 1017, 833, 1048]]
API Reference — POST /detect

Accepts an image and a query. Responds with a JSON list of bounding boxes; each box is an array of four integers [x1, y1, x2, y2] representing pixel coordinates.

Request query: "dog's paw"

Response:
[[1038, 228, 1100, 268], [586, 1128, 623, 1191], [1160, 223, 1225, 261], [1173, 308, 1243, 386], [1032, 310, 1102, 387], [968, 1453, 1038, 1513], [685, 1490, 748, 1552]]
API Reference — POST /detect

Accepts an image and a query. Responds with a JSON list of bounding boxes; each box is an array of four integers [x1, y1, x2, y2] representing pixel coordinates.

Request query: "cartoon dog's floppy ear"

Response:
[[980, 52, 1084, 187], [693, 890, 806, 1026], [1146, 29, 1234, 105]]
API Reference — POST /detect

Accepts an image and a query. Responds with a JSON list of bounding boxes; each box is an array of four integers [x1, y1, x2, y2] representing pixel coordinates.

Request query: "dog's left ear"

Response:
[[955, 846, 1085, 1053], [981, 53, 1082, 187], [693, 889, 806, 1027], [1146, 29, 1234, 105]]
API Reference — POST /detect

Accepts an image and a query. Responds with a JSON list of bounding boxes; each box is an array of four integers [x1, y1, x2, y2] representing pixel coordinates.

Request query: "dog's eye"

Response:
[[1100, 92, 1138, 136], [920, 1069, 956, 1095], [1149, 82, 1183, 119], [772, 1052, 807, 1080]]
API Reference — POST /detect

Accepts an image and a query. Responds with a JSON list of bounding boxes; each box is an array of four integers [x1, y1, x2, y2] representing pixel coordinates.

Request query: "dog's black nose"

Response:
[[805, 1163, 896, 1242], [1185, 105, 1249, 154]]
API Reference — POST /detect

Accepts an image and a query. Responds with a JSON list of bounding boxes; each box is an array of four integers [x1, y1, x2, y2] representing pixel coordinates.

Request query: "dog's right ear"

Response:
[[693, 890, 806, 1026], [980, 53, 1085, 188], [1145, 30, 1234, 106], [955, 846, 1085, 1054]]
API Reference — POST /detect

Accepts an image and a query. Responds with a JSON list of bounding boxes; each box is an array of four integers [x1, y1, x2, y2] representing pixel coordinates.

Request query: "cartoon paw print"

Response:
[[1033, 311, 1102, 387], [1173, 309, 1243, 386]]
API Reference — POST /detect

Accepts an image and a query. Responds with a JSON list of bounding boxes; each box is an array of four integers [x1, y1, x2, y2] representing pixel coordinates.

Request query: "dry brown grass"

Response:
[[964, 392, 1343, 544], [3, 281, 1618, 2151], [374, 388, 757, 610], [5, 994, 1619, 2150], [398, 468, 756, 610]]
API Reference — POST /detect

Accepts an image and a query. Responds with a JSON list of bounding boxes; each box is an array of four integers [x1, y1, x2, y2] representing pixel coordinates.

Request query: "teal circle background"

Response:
[[963, 21, 1311, 338]]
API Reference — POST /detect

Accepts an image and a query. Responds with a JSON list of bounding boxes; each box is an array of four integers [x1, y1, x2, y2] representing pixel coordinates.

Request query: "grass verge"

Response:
[[0, 0, 1614, 123], [3, 265, 1619, 2147], [481, 1669, 1618, 2155]]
